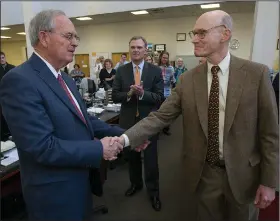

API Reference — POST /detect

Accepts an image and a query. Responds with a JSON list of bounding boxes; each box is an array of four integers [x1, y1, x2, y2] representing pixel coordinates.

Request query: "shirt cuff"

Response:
[[139, 91, 144, 100], [121, 134, 130, 147]]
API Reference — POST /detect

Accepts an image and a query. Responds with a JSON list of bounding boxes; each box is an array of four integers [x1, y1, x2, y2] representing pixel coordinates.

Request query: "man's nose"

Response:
[[191, 35, 199, 44]]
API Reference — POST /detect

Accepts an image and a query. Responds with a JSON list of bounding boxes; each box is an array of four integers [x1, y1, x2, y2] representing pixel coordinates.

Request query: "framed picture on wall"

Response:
[[155, 44, 166, 52], [176, 33, 186, 41]]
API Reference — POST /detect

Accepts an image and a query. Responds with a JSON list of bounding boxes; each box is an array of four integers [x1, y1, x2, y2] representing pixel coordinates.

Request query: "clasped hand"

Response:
[[130, 84, 144, 96], [101, 136, 150, 161]]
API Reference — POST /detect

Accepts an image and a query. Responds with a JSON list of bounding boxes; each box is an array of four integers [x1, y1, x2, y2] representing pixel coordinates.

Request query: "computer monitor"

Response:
[[1, 107, 11, 141], [87, 79, 97, 94]]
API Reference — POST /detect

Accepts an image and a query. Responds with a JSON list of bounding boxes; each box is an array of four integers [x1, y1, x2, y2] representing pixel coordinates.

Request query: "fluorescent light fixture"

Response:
[[1, 36, 12, 39], [200, 3, 220, 9], [17, 32, 26, 35], [131, 10, 149, 15], [76, 17, 92, 21], [1, 27, 10, 30]]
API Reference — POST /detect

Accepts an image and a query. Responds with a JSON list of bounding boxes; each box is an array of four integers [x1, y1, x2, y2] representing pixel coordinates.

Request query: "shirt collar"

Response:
[[34, 51, 61, 78], [207, 51, 230, 76], [132, 59, 145, 70]]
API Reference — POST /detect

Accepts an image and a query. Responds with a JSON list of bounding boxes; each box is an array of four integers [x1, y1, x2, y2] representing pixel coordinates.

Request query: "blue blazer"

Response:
[[0, 53, 124, 221]]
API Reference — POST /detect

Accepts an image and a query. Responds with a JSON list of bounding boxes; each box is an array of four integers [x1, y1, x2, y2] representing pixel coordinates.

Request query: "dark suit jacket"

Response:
[[272, 72, 279, 114], [112, 61, 164, 130], [0, 53, 124, 221], [0, 63, 15, 81], [125, 55, 279, 204]]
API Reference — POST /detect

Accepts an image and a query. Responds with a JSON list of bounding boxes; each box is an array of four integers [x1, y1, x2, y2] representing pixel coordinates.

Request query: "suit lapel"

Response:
[[30, 53, 88, 127], [193, 64, 208, 138], [62, 74, 94, 136], [126, 62, 135, 84], [223, 56, 246, 140], [141, 62, 149, 86]]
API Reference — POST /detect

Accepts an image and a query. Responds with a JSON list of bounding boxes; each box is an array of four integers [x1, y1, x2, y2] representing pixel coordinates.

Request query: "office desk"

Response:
[[1, 111, 119, 220]]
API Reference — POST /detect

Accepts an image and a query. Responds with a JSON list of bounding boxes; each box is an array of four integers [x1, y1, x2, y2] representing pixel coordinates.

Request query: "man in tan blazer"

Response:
[[117, 10, 279, 221]]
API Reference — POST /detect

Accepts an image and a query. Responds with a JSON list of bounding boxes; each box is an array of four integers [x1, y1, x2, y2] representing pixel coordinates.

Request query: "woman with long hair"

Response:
[[158, 51, 175, 135], [99, 59, 116, 88]]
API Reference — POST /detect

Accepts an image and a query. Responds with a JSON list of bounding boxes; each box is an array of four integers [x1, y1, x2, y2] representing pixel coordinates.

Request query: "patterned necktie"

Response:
[[206, 65, 220, 165], [135, 66, 140, 85], [57, 74, 86, 124]]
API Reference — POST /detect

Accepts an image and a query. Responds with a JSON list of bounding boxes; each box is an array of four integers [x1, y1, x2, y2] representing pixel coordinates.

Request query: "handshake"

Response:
[[100, 136, 150, 161]]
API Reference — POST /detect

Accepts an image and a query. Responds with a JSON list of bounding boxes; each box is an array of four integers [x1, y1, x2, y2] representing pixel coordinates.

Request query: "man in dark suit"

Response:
[[117, 11, 278, 221], [112, 36, 164, 211], [0, 10, 125, 221], [0, 51, 15, 81]]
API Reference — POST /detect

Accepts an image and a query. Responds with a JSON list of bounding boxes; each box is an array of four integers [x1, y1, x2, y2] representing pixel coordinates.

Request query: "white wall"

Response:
[[70, 12, 254, 73], [1, 1, 23, 26], [1, 1, 219, 26]]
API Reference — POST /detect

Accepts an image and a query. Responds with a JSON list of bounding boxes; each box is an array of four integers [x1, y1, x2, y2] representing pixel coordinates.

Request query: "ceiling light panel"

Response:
[[1, 36, 12, 39], [200, 4, 220, 9], [131, 10, 149, 15], [76, 17, 92, 21], [1, 27, 10, 30]]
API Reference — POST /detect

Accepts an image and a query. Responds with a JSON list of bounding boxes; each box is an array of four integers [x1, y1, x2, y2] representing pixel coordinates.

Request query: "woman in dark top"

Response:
[[99, 59, 116, 88]]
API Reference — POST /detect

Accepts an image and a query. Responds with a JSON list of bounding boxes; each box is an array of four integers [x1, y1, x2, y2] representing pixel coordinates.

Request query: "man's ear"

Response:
[[222, 29, 231, 43], [38, 31, 49, 48]]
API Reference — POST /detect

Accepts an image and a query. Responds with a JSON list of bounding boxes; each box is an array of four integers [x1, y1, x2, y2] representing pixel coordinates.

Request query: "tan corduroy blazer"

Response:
[[125, 55, 279, 204]]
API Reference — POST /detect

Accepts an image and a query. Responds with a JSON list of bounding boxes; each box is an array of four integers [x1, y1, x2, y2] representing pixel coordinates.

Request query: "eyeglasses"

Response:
[[44, 30, 80, 42], [188, 25, 226, 39], [59, 32, 80, 42]]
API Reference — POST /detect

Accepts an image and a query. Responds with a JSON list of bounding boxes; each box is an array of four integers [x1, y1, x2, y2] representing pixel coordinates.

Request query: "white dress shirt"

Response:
[[34, 51, 83, 115], [122, 52, 231, 152], [207, 51, 230, 159]]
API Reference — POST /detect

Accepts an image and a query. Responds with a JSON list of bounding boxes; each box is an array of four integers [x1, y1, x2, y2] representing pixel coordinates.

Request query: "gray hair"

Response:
[[220, 14, 233, 40], [28, 9, 66, 47], [221, 14, 233, 30], [129, 36, 148, 48]]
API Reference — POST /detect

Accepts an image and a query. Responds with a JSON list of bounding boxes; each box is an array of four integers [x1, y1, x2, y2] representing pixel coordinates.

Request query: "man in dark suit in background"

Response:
[[112, 36, 164, 211], [0, 10, 125, 221], [0, 51, 15, 81]]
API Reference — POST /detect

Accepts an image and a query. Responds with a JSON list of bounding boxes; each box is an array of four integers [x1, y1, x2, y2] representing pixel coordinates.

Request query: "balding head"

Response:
[[190, 10, 232, 64], [197, 10, 233, 32]]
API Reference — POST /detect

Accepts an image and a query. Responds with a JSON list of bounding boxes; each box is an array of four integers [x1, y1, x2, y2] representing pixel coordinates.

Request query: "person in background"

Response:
[[145, 54, 153, 64], [174, 57, 187, 85], [0, 51, 15, 81], [152, 51, 160, 66], [93, 58, 102, 80], [199, 57, 207, 64], [117, 10, 278, 221], [63, 66, 69, 74], [99, 58, 116, 88], [0, 9, 127, 221], [114, 53, 129, 70], [70, 64, 84, 78], [158, 51, 175, 136], [99, 56, 105, 66], [112, 36, 164, 211]]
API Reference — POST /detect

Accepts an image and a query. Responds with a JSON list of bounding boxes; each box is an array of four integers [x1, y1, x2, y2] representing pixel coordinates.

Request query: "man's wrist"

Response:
[[121, 134, 130, 147]]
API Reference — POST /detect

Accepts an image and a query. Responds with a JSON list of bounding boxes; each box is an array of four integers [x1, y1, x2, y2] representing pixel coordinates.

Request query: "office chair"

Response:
[[87, 78, 97, 95]]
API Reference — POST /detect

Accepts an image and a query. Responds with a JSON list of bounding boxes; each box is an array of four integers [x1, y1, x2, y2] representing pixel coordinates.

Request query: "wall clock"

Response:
[[229, 39, 240, 50]]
